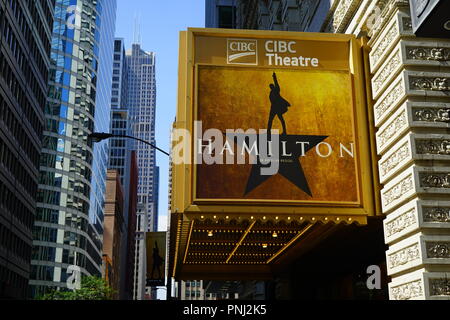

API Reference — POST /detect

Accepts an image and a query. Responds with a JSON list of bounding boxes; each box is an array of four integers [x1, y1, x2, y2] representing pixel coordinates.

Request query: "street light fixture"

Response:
[[89, 132, 170, 156]]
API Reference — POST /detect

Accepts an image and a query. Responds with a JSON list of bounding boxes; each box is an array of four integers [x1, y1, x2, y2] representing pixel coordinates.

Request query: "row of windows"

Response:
[[0, 11, 47, 111], [50, 35, 98, 75], [112, 119, 127, 129], [4, 0, 50, 95], [42, 134, 93, 164], [30, 262, 100, 287], [52, 19, 100, 56], [0, 135, 38, 198], [37, 190, 89, 216], [185, 290, 202, 298], [110, 139, 126, 148], [46, 101, 95, 133], [0, 93, 41, 170], [0, 264, 29, 298], [0, 221, 32, 263], [33, 225, 102, 267], [0, 59, 44, 142], [50, 68, 97, 101], [0, 179, 34, 232], [40, 151, 93, 181], [48, 82, 96, 114], [14, 0, 53, 55], [109, 158, 124, 168], [37, 0, 55, 33], [36, 208, 91, 233], [39, 171, 91, 199], [110, 148, 125, 157]]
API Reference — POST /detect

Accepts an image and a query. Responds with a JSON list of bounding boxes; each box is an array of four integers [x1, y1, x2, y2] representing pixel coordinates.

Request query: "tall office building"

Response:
[[109, 38, 131, 188], [126, 44, 159, 233], [0, 0, 53, 299], [29, 0, 117, 297], [108, 37, 135, 299]]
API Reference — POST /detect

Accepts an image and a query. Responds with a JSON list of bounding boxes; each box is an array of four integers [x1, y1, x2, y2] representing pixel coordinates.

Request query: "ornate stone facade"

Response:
[[390, 279, 423, 300], [388, 243, 420, 268], [376, 104, 409, 153], [419, 172, 450, 188], [364, 0, 450, 300], [372, 49, 402, 97], [385, 207, 416, 238], [379, 141, 410, 180], [374, 76, 405, 124], [423, 207, 450, 223], [413, 108, 450, 123], [430, 279, 450, 296], [410, 76, 449, 91], [382, 173, 414, 209], [406, 47, 450, 61], [426, 242, 450, 258], [416, 139, 450, 155]]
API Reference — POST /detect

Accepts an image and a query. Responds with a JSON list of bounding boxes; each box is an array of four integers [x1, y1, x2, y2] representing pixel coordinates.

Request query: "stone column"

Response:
[[365, 0, 450, 300]]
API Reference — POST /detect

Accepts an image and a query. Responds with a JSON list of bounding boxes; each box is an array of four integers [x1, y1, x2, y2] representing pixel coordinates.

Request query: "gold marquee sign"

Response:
[[169, 28, 379, 280]]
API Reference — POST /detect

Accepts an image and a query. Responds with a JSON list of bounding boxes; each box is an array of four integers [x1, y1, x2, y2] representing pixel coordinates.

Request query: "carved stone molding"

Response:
[[416, 140, 450, 155], [375, 78, 405, 122], [426, 242, 450, 258], [383, 174, 414, 207], [410, 77, 449, 91], [420, 173, 450, 188], [413, 108, 450, 123], [368, 0, 409, 38], [430, 279, 450, 296], [423, 207, 450, 223], [389, 243, 420, 268], [378, 110, 408, 150], [380, 142, 410, 179], [407, 47, 450, 61], [323, 0, 361, 33], [372, 49, 402, 96], [371, 22, 399, 70], [385, 207, 416, 238], [369, 10, 414, 72], [390, 279, 423, 300]]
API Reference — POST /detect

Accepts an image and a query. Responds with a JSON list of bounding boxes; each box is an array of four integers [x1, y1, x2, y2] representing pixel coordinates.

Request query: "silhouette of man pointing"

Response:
[[268, 72, 290, 140]]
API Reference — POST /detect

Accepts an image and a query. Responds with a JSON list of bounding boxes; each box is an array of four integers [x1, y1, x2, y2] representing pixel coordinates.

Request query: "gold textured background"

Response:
[[196, 65, 358, 203]]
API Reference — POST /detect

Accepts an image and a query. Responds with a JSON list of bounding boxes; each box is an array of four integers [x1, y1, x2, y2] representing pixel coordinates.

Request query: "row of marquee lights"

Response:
[[202, 230, 292, 237], [186, 216, 357, 262], [186, 223, 317, 264], [198, 215, 355, 222], [193, 229, 296, 256]]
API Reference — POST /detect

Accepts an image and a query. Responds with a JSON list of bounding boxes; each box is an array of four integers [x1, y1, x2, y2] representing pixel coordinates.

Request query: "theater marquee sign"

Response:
[[173, 29, 377, 223]]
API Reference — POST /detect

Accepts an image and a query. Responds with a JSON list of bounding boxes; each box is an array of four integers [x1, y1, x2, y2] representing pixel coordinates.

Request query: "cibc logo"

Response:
[[227, 39, 258, 65]]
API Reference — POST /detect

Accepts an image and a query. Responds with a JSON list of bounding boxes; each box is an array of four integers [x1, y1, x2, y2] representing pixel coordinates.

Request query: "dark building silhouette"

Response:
[[0, 0, 54, 299]]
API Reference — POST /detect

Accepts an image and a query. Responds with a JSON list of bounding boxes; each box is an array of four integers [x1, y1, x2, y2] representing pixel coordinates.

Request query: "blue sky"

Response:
[[115, 1, 205, 232]]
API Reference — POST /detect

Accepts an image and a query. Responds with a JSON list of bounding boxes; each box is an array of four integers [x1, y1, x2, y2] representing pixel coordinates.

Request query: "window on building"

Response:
[[218, 6, 234, 28]]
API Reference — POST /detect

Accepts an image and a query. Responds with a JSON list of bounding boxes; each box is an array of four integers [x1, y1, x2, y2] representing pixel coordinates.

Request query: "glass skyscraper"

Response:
[[29, 0, 117, 297], [126, 44, 159, 233]]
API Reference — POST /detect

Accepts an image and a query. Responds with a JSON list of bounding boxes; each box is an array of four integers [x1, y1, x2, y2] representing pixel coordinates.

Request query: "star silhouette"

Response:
[[226, 133, 328, 197]]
